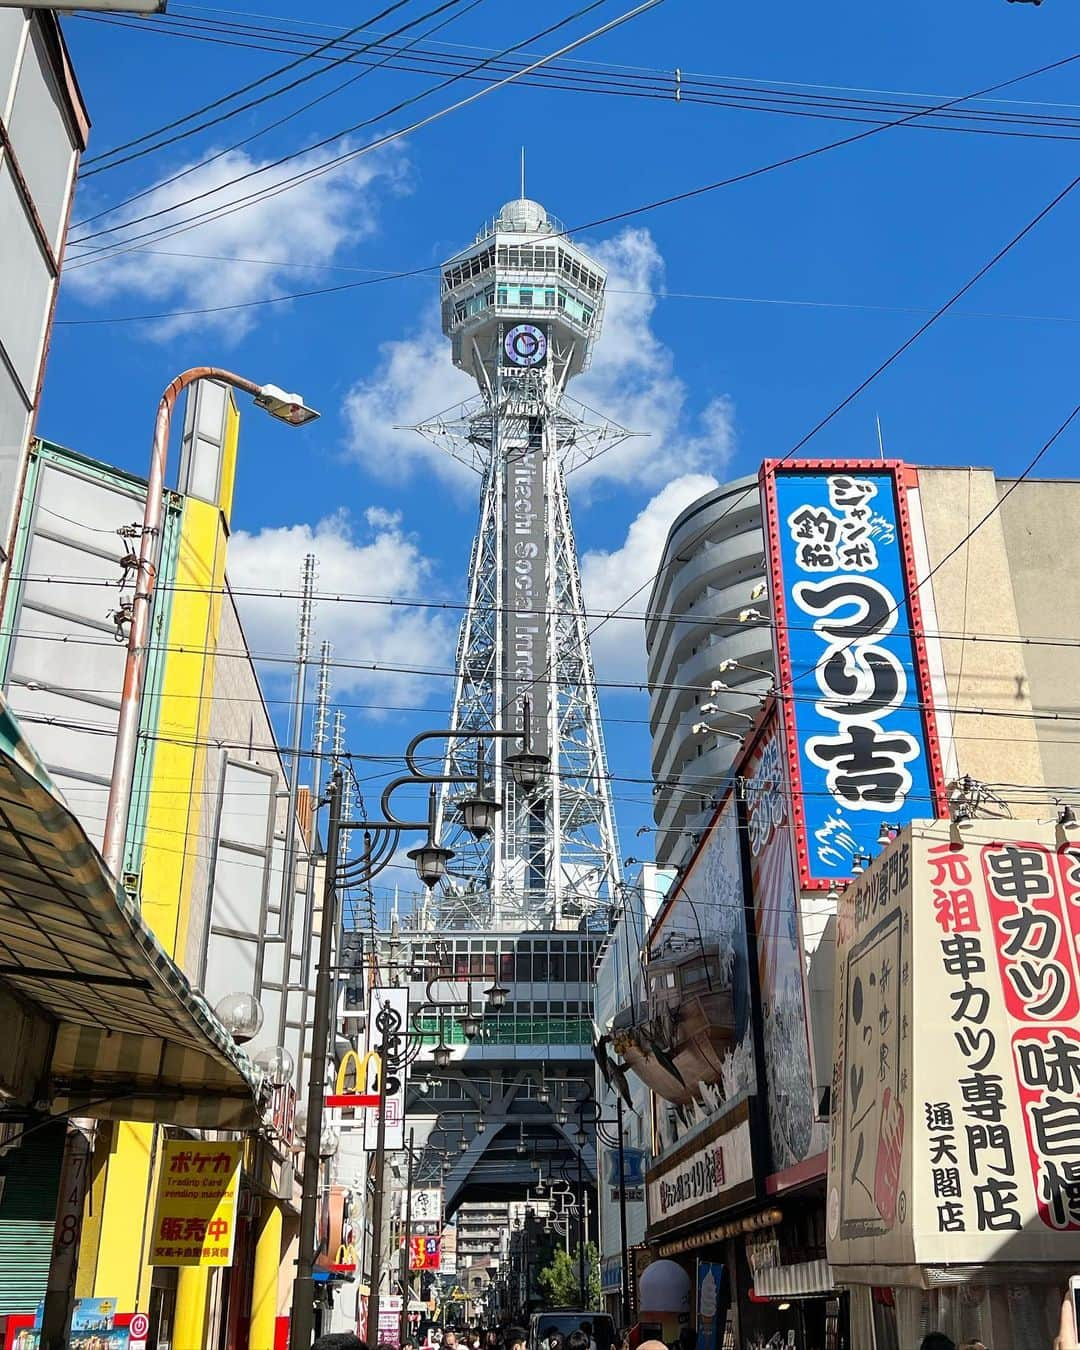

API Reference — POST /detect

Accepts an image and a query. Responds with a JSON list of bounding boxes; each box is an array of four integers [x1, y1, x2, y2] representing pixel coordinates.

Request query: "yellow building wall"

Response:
[[87, 392, 239, 1315]]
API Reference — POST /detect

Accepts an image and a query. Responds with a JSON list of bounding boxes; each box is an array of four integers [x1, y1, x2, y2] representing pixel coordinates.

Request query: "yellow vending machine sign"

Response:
[[149, 1140, 243, 1267]]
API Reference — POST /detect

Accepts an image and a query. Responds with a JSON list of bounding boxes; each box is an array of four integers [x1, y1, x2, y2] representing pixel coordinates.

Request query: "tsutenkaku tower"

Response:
[[415, 197, 626, 931]]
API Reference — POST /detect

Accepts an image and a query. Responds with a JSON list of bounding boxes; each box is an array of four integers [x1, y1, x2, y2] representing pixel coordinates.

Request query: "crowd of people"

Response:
[[311, 1318, 608, 1350]]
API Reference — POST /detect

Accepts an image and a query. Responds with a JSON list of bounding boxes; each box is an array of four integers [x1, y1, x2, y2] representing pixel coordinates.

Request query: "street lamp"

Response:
[[253, 1045, 296, 1088], [214, 992, 264, 1045], [485, 980, 509, 1010], [433, 1039, 453, 1068], [101, 366, 318, 879], [408, 839, 456, 888]]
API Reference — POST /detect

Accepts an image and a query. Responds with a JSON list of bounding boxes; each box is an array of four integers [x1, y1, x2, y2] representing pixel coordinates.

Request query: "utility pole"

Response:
[[577, 1147, 586, 1304], [366, 1018, 391, 1345], [616, 1096, 631, 1328], [289, 771, 342, 1350], [399, 1126, 416, 1343]]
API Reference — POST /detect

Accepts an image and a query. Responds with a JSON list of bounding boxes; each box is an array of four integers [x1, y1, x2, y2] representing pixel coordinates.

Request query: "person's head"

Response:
[[377, 1341, 397, 1350], [313, 1337, 368, 1350], [580, 1326, 593, 1337], [919, 1337, 956, 1350], [442, 1334, 457, 1348], [568, 1333, 590, 1350]]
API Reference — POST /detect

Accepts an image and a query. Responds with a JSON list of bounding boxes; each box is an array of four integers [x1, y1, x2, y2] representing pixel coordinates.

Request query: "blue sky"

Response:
[[41, 0, 1080, 902]]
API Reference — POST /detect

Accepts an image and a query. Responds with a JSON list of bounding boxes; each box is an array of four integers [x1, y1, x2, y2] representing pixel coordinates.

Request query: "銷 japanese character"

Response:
[[1016, 1033, 1080, 1096], [839, 539, 878, 572], [966, 1123, 1015, 1177], [933, 887, 979, 934], [949, 982, 990, 1025], [929, 1133, 958, 1166], [798, 542, 837, 570], [985, 846, 1053, 903], [1041, 1158, 1080, 1229], [809, 724, 919, 809], [959, 1072, 1006, 1123], [928, 844, 973, 889], [974, 1176, 1022, 1232], [954, 1026, 996, 1073], [941, 934, 986, 981], [932, 1167, 963, 1198], [1031, 1096, 1080, 1157], [1000, 904, 1060, 960], [789, 506, 841, 544], [1007, 959, 1070, 1019], [936, 1201, 965, 1233], [925, 1102, 955, 1131], [828, 475, 878, 511]]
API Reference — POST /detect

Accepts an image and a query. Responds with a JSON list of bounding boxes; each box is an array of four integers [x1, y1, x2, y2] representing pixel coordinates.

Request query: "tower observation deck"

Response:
[[414, 197, 627, 932]]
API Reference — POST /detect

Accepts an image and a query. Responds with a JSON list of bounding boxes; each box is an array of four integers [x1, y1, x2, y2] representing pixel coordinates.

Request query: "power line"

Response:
[[14, 561, 1080, 653], [77, 10, 1080, 141], [56, 49, 1080, 325], [67, 0, 664, 253], [72, 0, 486, 236], [79, 0, 423, 171]]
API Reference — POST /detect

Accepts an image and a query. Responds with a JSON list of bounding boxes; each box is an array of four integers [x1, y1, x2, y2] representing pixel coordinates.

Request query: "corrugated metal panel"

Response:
[[753, 1257, 835, 1298], [0, 1119, 64, 1313]]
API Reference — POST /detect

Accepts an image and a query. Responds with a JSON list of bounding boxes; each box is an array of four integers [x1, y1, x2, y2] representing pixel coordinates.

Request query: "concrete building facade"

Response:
[[646, 465, 1080, 867]]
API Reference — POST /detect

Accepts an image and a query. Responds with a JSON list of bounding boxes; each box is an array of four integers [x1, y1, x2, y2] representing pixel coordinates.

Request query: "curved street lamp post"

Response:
[[290, 708, 547, 1350]]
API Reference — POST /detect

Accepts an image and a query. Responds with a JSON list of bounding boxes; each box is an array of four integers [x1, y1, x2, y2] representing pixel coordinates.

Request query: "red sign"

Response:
[[409, 1235, 441, 1270]]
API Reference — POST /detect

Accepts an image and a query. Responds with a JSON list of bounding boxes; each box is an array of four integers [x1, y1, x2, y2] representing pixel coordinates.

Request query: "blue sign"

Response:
[[695, 1261, 725, 1350], [770, 466, 939, 884], [603, 1146, 644, 1187]]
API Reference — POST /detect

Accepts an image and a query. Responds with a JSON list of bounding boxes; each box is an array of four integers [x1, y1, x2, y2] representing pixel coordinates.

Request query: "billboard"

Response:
[[760, 461, 945, 887], [502, 415, 549, 756], [827, 818, 1080, 1281], [743, 711, 826, 1176], [363, 986, 409, 1150], [149, 1140, 242, 1267]]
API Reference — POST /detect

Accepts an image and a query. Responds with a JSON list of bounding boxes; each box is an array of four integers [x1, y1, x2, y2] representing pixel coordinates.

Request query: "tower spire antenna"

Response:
[[413, 193, 623, 931]]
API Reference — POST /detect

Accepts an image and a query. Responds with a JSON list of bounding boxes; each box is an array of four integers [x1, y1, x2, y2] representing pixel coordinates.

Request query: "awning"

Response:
[[753, 1259, 836, 1299], [0, 693, 263, 1128]]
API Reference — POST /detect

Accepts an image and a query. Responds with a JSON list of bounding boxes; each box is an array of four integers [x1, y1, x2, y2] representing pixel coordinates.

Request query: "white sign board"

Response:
[[828, 819, 1080, 1282], [364, 986, 409, 1150]]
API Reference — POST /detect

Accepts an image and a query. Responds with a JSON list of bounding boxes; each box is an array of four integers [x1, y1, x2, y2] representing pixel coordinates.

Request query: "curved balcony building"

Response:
[[645, 474, 774, 866]]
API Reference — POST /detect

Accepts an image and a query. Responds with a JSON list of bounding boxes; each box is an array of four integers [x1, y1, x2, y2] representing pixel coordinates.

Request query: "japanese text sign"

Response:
[[410, 1235, 442, 1270], [827, 819, 1080, 1281], [364, 986, 409, 1150], [149, 1140, 242, 1267], [760, 461, 944, 888]]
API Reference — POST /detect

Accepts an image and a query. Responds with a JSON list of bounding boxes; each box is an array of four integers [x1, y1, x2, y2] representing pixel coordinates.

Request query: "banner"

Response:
[[364, 987, 409, 1150], [391, 1186, 443, 1222], [149, 1140, 242, 1267], [502, 413, 549, 756], [827, 818, 1080, 1281], [696, 1262, 725, 1350], [760, 460, 944, 887], [743, 711, 825, 1175], [410, 1235, 442, 1270]]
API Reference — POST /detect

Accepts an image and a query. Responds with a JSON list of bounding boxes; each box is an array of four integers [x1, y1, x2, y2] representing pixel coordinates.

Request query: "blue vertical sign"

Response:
[[765, 463, 942, 886]]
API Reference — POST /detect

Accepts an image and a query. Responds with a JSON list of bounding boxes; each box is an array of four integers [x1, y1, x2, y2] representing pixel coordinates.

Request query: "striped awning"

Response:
[[0, 693, 263, 1128], [752, 1258, 836, 1299]]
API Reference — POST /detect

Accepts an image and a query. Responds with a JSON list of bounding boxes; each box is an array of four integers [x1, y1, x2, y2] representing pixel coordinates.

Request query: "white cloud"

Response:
[[581, 472, 720, 683], [573, 229, 735, 489], [227, 508, 453, 709], [341, 226, 735, 489], [343, 316, 477, 487], [64, 141, 409, 339]]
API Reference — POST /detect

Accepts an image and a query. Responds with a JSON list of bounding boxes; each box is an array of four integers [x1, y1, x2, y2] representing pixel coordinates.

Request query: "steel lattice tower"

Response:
[[414, 197, 626, 931]]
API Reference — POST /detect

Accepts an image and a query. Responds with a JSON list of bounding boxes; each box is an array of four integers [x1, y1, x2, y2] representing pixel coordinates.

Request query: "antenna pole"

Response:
[[520, 145, 526, 198]]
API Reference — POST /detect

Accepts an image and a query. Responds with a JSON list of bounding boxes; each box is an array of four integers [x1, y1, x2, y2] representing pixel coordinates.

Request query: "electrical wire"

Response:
[[72, 0, 486, 234], [56, 49, 1080, 325], [77, 10, 1080, 141], [79, 0, 422, 170], [67, 0, 664, 253]]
